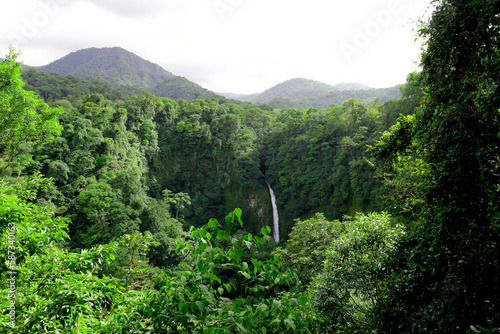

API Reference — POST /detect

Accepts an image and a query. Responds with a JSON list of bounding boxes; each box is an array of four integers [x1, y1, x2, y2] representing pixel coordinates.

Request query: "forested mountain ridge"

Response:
[[265, 84, 402, 109], [36, 47, 174, 89], [28, 47, 399, 107], [152, 76, 220, 100], [222, 77, 401, 109], [33, 46, 222, 101], [22, 68, 143, 102], [218, 92, 260, 100], [253, 78, 340, 104]]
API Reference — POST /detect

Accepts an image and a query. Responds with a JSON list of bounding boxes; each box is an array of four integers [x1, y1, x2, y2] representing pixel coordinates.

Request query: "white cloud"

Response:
[[78, 0, 180, 18], [1, 0, 433, 94]]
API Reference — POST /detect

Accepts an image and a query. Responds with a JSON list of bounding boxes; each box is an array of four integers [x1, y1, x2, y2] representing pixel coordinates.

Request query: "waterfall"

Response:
[[265, 181, 280, 242]]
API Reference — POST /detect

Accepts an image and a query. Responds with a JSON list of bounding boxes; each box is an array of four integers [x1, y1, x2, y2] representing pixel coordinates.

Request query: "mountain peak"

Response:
[[36, 46, 174, 89], [255, 78, 338, 103], [334, 82, 373, 90]]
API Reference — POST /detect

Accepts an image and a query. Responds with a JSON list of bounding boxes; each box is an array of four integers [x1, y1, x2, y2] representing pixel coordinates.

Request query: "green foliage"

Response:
[[0, 49, 63, 174], [22, 68, 142, 103], [9, 244, 122, 333], [152, 76, 220, 101], [0, 176, 121, 333], [262, 98, 409, 230], [152, 97, 266, 230], [116, 231, 158, 291], [78, 182, 120, 245], [163, 188, 192, 220], [141, 209, 327, 333], [274, 213, 347, 287], [370, 113, 429, 219], [370, 1, 500, 332], [25, 89, 178, 250], [0, 38, 443, 333], [0, 175, 69, 267], [3, 178, 322, 333], [310, 212, 405, 333]]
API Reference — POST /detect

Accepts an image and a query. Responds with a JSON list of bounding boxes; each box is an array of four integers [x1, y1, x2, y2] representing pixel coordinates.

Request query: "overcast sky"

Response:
[[1, 0, 433, 94]]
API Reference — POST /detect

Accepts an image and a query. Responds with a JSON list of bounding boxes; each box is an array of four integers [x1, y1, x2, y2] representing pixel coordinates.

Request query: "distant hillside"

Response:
[[33, 47, 221, 101], [266, 85, 402, 109], [254, 78, 339, 104], [36, 47, 174, 89], [219, 92, 260, 101], [152, 76, 220, 100], [229, 78, 401, 108], [334, 82, 372, 90], [16, 47, 401, 106], [22, 68, 142, 102]]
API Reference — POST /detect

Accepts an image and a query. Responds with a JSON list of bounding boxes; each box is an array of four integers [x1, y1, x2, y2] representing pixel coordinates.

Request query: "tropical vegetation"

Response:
[[1, 1, 499, 332]]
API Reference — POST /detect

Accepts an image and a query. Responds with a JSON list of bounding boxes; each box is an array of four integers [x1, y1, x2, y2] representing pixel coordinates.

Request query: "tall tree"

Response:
[[372, 1, 500, 332], [0, 48, 62, 174]]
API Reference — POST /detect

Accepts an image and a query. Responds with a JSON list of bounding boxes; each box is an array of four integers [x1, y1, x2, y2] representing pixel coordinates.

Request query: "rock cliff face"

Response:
[[223, 183, 274, 235], [247, 194, 266, 226]]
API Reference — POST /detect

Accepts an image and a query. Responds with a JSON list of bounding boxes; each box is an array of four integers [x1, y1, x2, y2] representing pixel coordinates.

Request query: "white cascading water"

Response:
[[265, 181, 280, 242]]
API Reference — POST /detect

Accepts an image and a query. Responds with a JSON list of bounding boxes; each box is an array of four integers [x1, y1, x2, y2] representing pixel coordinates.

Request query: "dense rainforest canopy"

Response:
[[1, 0, 499, 332]]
